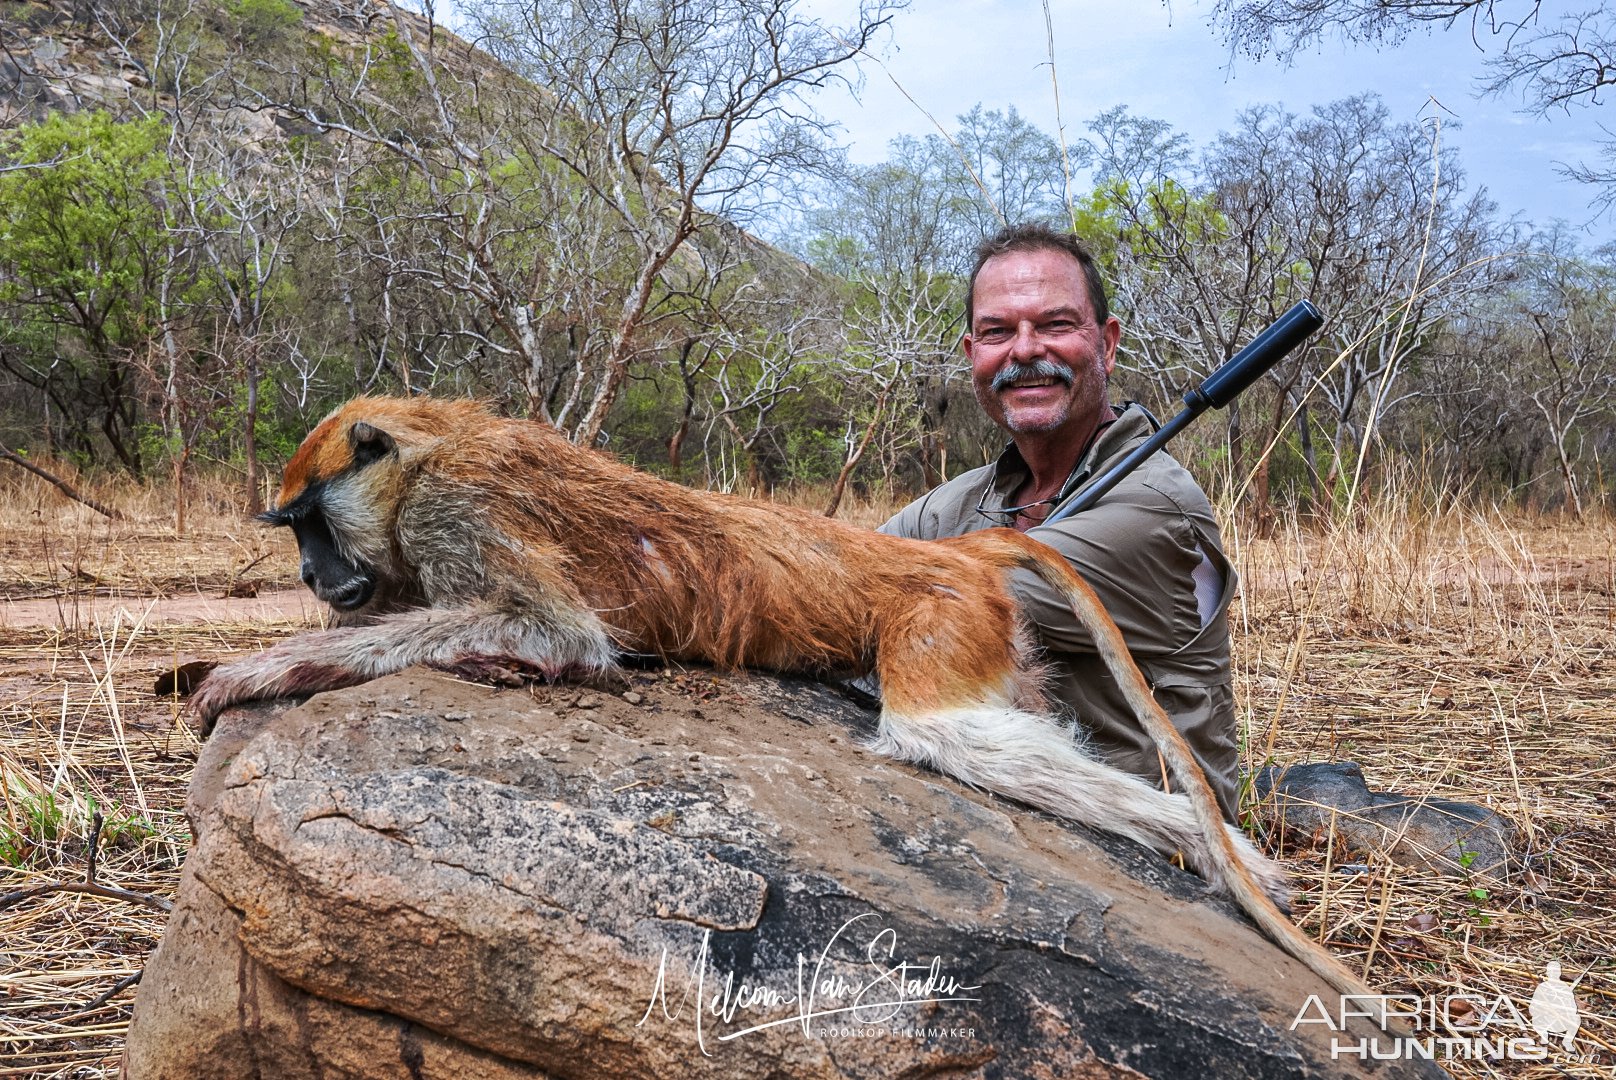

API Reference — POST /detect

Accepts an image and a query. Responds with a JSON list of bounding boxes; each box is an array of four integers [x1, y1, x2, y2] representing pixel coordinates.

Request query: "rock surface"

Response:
[[1256, 762, 1517, 877], [125, 668, 1442, 1079]]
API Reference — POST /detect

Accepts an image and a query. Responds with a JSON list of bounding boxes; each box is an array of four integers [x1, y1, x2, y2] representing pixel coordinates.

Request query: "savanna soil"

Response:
[[0, 485, 1612, 1078]]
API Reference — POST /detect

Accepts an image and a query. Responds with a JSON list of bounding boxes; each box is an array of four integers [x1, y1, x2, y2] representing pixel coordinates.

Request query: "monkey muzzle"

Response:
[[308, 572, 375, 612]]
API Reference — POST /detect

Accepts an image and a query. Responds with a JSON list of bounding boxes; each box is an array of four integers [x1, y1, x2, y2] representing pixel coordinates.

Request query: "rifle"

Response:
[[1043, 300, 1325, 525]]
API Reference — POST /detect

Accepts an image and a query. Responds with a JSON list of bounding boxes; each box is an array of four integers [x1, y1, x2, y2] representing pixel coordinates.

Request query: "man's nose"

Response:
[[1008, 321, 1042, 358]]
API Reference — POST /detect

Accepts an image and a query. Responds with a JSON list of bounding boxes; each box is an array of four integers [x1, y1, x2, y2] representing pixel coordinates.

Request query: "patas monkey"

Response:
[[193, 395, 1372, 1002]]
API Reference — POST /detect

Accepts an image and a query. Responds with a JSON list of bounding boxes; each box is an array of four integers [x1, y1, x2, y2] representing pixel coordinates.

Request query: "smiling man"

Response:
[[881, 223, 1241, 820]]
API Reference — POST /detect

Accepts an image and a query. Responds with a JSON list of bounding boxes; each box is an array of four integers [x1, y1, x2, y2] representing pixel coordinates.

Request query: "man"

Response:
[[881, 224, 1242, 819]]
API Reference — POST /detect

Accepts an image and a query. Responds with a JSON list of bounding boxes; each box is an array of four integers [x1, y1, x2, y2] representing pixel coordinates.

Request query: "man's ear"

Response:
[[1100, 316, 1122, 375], [349, 422, 397, 468]]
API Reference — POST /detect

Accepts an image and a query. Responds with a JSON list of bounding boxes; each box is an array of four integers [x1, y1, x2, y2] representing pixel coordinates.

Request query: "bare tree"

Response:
[[1078, 97, 1506, 519], [1514, 233, 1616, 515], [458, 0, 899, 442], [1206, 0, 1616, 205]]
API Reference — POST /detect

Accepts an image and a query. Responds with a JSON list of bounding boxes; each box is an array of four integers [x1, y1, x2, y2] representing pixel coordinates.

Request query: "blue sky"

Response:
[[805, 0, 1615, 245]]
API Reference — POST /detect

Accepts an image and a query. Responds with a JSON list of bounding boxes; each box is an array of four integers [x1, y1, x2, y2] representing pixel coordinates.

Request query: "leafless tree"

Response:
[[1513, 233, 1616, 515], [458, 0, 899, 441], [1207, 0, 1616, 207]]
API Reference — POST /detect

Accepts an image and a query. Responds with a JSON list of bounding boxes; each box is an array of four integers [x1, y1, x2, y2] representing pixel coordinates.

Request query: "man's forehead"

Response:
[[973, 250, 1093, 320], [976, 249, 1088, 294]]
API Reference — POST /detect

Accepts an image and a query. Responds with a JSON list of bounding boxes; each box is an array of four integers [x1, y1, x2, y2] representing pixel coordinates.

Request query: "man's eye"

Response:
[[977, 327, 1011, 342]]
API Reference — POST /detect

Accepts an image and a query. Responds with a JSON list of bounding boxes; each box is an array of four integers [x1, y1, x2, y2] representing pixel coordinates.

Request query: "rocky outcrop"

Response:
[[124, 669, 1441, 1078], [1256, 762, 1517, 877]]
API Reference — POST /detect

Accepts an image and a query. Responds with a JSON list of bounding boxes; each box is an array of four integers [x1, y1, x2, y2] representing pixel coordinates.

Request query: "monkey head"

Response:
[[260, 406, 411, 617]]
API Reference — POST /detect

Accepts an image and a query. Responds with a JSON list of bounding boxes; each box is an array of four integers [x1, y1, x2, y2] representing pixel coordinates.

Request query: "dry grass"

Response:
[[1229, 490, 1615, 1075], [0, 465, 1611, 1076]]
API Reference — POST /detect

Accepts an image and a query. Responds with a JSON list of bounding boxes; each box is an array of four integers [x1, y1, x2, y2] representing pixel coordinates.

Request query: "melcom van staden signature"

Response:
[[638, 912, 982, 1054]]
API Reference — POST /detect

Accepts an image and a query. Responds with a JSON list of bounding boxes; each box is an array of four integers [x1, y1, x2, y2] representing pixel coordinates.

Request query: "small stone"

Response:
[[575, 695, 601, 709], [622, 691, 643, 706]]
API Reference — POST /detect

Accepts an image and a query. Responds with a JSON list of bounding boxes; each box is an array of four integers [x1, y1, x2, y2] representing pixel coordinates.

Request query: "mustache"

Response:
[[990, 360, 1075, 393]]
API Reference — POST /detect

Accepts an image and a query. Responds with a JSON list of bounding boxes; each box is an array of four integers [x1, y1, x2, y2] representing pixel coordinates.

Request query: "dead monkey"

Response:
[[194, 395, 1372, 1003]]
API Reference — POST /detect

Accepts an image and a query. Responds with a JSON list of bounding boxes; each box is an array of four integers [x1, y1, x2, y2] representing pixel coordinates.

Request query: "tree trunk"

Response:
[[1249, 454, 1273, 537], [1555, 438, 1584, 518], [174, 444, 190, 535], [668, 341, 697, 474], [1296, 403, 1323, 512], [825, 392, 889, 518], [245, 339, 263, 517], [1225, 398, 1244, 508]]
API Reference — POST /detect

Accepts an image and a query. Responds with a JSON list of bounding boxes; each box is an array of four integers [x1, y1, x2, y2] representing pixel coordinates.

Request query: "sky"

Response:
[[799, 0, 1616, 246]]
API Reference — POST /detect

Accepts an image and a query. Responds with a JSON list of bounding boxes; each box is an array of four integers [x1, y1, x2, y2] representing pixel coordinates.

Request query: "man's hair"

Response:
[[965, 224, 1110, 330]]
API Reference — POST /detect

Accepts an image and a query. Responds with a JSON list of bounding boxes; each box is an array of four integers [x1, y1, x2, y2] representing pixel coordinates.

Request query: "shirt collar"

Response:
[[984, 403, 1138, 509]]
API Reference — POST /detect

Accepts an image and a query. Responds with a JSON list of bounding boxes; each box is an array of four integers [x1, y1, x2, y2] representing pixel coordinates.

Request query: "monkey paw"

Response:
[[188, 667, 255, 738], [189, 655, 358, 738]]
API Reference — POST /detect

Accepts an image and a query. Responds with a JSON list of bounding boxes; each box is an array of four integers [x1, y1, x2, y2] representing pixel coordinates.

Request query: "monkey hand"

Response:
[[189, 641, 367, 737]]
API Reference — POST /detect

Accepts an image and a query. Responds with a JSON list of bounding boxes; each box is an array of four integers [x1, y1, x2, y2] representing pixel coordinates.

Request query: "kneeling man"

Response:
[[882, 224, 1241, 819]]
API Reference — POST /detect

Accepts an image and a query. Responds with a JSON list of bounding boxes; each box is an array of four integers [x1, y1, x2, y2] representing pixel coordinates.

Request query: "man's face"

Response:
[[964, 248, 1121, 437]]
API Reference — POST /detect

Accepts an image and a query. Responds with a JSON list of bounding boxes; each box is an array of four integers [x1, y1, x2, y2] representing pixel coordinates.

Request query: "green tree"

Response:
[[0, 111, 196, 474]]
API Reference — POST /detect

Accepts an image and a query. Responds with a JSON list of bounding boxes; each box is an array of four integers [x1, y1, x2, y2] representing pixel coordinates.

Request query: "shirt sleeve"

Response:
[[1011, 481, 1207, 661], [880, 492, 935, 541]]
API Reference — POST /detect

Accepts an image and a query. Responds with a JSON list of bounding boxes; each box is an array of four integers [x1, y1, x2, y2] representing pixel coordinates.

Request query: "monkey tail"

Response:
[[950, 528, 1380, 1009]]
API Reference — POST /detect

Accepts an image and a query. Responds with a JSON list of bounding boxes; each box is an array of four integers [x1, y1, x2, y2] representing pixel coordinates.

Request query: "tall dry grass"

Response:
[[1222, 480, 1613, 1074]]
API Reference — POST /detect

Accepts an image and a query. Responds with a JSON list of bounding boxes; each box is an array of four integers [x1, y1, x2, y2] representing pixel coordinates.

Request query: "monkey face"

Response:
[[261, 419, 400, 614], [272, 504, 377, 611]]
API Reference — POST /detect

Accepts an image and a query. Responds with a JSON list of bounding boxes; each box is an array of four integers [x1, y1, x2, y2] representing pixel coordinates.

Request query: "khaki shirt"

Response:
[[881, 403, 1241, 820]]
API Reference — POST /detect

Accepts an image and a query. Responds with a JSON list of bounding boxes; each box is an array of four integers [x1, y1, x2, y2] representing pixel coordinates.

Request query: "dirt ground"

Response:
[[0, 495, 1612, 1078]]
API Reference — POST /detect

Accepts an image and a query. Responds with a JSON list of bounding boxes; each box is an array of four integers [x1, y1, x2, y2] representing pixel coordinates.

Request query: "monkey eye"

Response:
[[258, 500, 313, 527]]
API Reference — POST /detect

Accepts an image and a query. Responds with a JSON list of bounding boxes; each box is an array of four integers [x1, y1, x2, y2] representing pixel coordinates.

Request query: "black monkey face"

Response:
[[289, 508, 376, 611], [261, 497, 376, 612], [262, 419, 399, 613]]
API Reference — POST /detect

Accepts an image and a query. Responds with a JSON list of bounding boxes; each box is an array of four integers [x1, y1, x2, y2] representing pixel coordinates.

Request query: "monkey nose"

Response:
[[326, 576, 375, 611]]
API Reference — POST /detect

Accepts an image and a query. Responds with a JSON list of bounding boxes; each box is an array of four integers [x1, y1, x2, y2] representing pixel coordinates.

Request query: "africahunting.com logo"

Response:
[[1294, 961, 1591, 1063]]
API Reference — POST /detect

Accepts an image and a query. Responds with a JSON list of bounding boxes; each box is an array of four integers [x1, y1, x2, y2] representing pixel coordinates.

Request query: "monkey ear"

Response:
[[349, 422, 397, 468]]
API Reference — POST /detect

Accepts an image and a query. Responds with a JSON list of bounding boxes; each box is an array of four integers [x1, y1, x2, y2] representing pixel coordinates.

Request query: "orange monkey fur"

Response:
[[193, 396, 1373, 1004]]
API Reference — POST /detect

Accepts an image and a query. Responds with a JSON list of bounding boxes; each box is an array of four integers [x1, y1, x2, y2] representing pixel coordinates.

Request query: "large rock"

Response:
[[125, 669, 1440, 1078]]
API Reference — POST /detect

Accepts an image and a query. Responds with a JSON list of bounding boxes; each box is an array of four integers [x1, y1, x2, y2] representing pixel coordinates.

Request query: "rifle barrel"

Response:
[[1043, 300, 1324, 525]]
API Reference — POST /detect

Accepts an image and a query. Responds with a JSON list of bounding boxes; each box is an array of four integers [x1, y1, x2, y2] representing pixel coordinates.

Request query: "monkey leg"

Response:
[[191, 601, 617, 733]]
